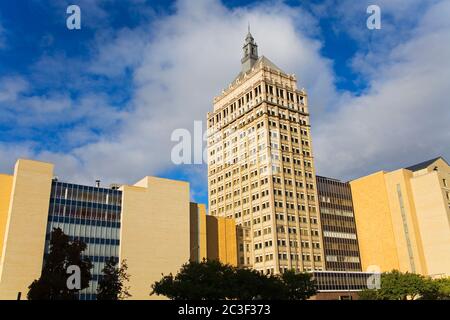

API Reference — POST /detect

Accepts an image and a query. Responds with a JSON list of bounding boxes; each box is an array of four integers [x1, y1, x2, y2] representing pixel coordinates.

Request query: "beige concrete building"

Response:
[[0, 159, 202, 300], [350, 157, 450, 277], [206, 214, 238, 266], [0, 174, 14, 263], [0, 160, 54, 300], [190, 202, 238, 266], [207, 30, 324, 274], [190, 203, 208, 263], [119, 176, 190, 300]]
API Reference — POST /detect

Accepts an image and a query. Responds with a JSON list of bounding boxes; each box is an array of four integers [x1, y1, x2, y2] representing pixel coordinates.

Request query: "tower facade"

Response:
[[207, 31, 324, 274]]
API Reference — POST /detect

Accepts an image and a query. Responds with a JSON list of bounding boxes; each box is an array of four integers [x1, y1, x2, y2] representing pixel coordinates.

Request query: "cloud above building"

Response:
[[313, 0, 450, 179], [0, 0, 448, 202]]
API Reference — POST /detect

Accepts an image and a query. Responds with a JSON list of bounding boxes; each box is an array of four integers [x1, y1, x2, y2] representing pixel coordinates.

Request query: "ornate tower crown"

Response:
[[241, 25, 259, 73]]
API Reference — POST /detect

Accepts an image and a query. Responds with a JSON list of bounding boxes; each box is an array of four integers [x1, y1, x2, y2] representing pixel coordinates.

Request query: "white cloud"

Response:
[[88, 27, 148, 77], [314, 0, 450, 179], [0, 143, 34, 174], [0, 76, 29, 102], [50, 0, 338, 186]]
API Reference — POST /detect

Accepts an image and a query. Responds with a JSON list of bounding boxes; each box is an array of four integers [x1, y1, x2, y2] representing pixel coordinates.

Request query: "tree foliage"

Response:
[[280, 270, 317, 300], [379, 270, 424, 300], [27, 228, 92, 300], [419, 277, 450, 300], [357, 289, 379, 300], [358, 270, 450, 300], [151, 260, 316, 300], [97, 258, 131, 300], [151, 260, 234, 300]]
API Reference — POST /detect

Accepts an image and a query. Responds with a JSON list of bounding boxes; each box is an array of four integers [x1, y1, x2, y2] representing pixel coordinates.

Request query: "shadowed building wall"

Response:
[[190, 202, 207, 262], [190, 202, 238, 266], [206, 215, 238, 266], [0, 174, 13, 263], [120, 177, 190, 300]]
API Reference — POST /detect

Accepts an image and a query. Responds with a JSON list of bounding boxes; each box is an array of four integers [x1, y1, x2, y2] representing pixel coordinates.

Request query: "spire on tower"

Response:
[[241, 26, 258, 73]]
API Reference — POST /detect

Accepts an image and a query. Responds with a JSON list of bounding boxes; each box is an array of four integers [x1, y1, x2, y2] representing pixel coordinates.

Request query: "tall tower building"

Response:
[[207, 30, 325, 274]]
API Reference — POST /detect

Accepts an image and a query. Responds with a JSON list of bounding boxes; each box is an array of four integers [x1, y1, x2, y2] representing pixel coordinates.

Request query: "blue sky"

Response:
[[0, 0, 449, 206]]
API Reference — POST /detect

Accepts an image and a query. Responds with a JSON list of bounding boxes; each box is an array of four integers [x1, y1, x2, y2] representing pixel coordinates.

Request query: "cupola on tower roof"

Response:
[[241, 25, 259, 73], [231, 27, 286, 85]]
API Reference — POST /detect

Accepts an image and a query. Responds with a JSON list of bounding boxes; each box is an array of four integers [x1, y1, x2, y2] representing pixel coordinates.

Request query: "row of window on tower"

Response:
[[208, 82, 306, 129]]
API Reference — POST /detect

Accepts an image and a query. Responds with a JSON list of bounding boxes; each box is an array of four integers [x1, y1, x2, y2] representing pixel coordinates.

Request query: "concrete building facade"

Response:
[[0, 159, 227, 300], [0, 160, 53, 300], [189, 202, 238, 266], [46, 178, 122, 299], [120, 176, 191, 300], [350, 157, 450, 277], [316, 176, 361, 271], [207, 30, 324, 274]]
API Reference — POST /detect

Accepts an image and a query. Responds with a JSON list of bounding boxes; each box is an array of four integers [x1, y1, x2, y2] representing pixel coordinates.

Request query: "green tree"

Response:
[[358, 289, 380, 300], [27, 228, 92, 300], [151, 260, 317, 300], [228, 267, 286, 300], [434, 277, 450, 300], [378, 270, 425, 300], [419, 277, 450, 300], [257, 273, 288, 300], [281, 270, 317, 300], [358, 270, 450, 300], [418, 277, 440, 300], [227, 267, 266, 300], [97, 258, 131, 300], [151, 260, 234, 300]]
